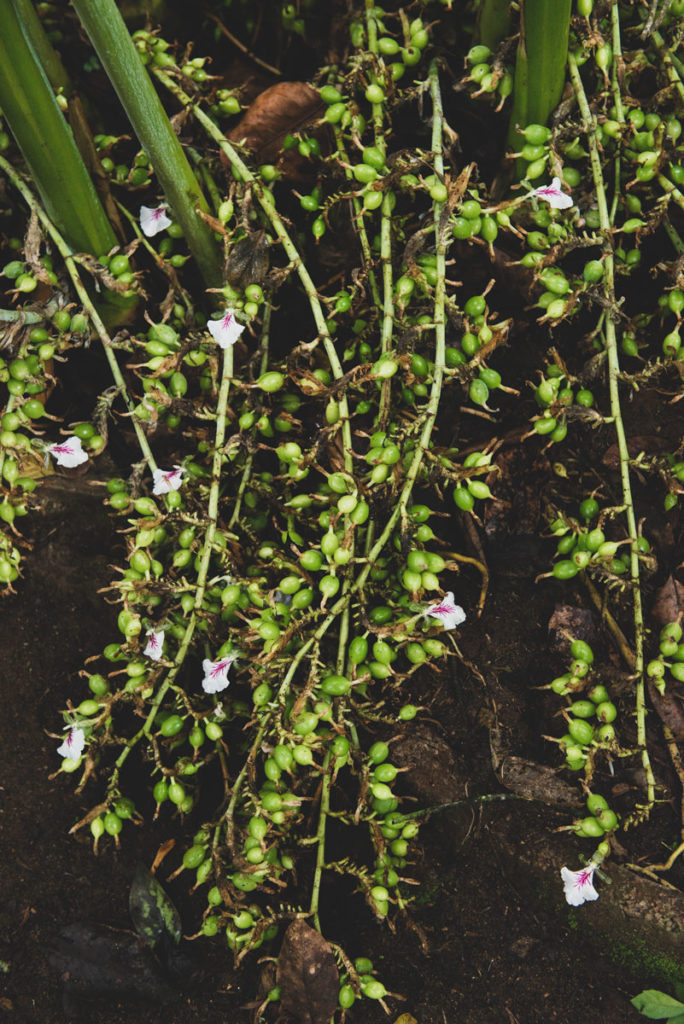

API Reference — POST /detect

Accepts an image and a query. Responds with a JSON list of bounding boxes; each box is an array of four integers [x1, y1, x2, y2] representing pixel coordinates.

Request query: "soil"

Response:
[[1, 458, 681, 1024]]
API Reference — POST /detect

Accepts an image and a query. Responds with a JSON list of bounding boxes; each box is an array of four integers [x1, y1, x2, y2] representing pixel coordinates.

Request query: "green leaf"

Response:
[[477, 0, 513, 51], [129, 863, 182, 950], [71, 0, 222, 287], [631, 990, 684, 1019], [508, 0, 572, 157], [0, 0, 117, 254]]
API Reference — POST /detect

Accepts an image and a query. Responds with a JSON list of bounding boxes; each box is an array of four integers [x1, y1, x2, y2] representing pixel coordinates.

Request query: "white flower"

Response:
[[207, 309, 245, 349], [561, 865, 599, 906], [202, 656, 234, 694], [144, 628, 165, 661], [152, 466, 186, 495], [48, 436, 89, 468], [424, 592, 466, 630], [139, 204, 172, 237], [528, 177, 573, 210], [57, 726, 85, 760]]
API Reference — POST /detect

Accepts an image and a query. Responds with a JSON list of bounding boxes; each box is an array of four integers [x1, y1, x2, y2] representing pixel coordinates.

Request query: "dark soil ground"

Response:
[[1, 457, 680, 1024]]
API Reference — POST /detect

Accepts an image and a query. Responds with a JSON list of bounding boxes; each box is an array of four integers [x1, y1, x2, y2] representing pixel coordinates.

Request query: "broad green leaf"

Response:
[[0, 0, 117, 254], [508, 0, 572, 159], [71, 0, 222, 287], [631, 990, 684, 1019]]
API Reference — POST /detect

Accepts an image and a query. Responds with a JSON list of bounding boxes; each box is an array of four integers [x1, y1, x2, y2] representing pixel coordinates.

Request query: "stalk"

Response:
[[70, 0, 222, 286], [0, 0, 116, 254], [152, 69, 355, 478], [110, 346, 234, 782], [568, 53, 655, 813]]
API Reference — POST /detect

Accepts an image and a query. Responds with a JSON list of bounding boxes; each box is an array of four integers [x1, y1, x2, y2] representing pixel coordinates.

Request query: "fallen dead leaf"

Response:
[[651, 575, 684, 626], [277, 919, 339, 1024], [227, 82, 323, 163]]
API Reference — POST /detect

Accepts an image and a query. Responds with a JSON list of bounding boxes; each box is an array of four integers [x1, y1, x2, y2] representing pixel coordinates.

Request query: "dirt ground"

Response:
[[1, 462, 678, 1024]]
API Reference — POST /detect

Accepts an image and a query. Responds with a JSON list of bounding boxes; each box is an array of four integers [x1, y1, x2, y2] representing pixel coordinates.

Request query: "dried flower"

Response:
[[560, 865, 599, 906], [48, 436, 89, 468], [144, 628, 165, 661], [528, 177, 573, 210], [424, 592, 466, 630], [202, 657, 234, 694], [57, 726, 85, 760], [139, 204, 172, 237], [152, 467, 185, 495], [207, 309, 245, 349]]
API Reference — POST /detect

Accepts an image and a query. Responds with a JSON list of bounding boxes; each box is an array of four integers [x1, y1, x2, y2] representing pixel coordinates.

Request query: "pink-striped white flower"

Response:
[[152, 466, 185, 495], [561, 865, 599, 906], [207, 309, 245, 349], [528, 177, 573, 210], [424, 592, 466, 630], [139, 204, 172, 237], [144, 628, 165, 661], [202, 656, 234, 694], [48, 436, 89, 468], [57, 726, 86, 760]]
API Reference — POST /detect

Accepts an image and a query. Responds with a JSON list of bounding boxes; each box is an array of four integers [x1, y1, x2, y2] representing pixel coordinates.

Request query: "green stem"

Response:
[[658, 174, 684, 213], [153, 69, 354, 478], [111, 346, 233, 780], [70, 0, 221, 286], [568, 53, 654, 812], [608, 3, 624, 224], [652, 29, 684, 104], [309, 751, 332, 928], [332, 124, 381, 308], [663, 218, 684, 254]]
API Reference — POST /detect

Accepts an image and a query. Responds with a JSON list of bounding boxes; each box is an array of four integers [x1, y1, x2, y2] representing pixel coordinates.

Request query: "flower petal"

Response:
[[139, 204, 172, 237], [425, 591, 466, 630], [48, 436, 89, 468], [57, 726, 86, 760], [561, 865, 599, 906], [207, 309, 245, 349], [152, 467, 186, 495], [202, 657, 234, 694], [529, 178, 573, 210], [144, 628, 165, 661]]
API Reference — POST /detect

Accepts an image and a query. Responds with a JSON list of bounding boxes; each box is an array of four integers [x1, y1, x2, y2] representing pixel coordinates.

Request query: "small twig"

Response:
[[205, 11, 282, 77]]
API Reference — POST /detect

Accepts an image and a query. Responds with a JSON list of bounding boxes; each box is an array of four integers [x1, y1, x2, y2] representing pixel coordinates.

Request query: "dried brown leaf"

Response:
[[276, 919, 339, 1024], [227, 82, 323, 163], [651, 575, 684, 626], [497, 756, 582, 807], [647, 680, 684, 740], [601, 435, 667, 468]]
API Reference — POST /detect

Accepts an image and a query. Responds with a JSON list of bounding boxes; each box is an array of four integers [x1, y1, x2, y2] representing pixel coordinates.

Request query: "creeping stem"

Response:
[[110, 346, 234, 783], [568, 54, 655, 812]]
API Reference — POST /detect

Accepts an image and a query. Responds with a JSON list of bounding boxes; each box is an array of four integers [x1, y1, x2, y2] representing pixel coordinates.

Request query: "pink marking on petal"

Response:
[[52, 443, 74, 455], [431, 602, 454, 616], [210, 658, 231, 677], [222, 312, 234, 329]]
